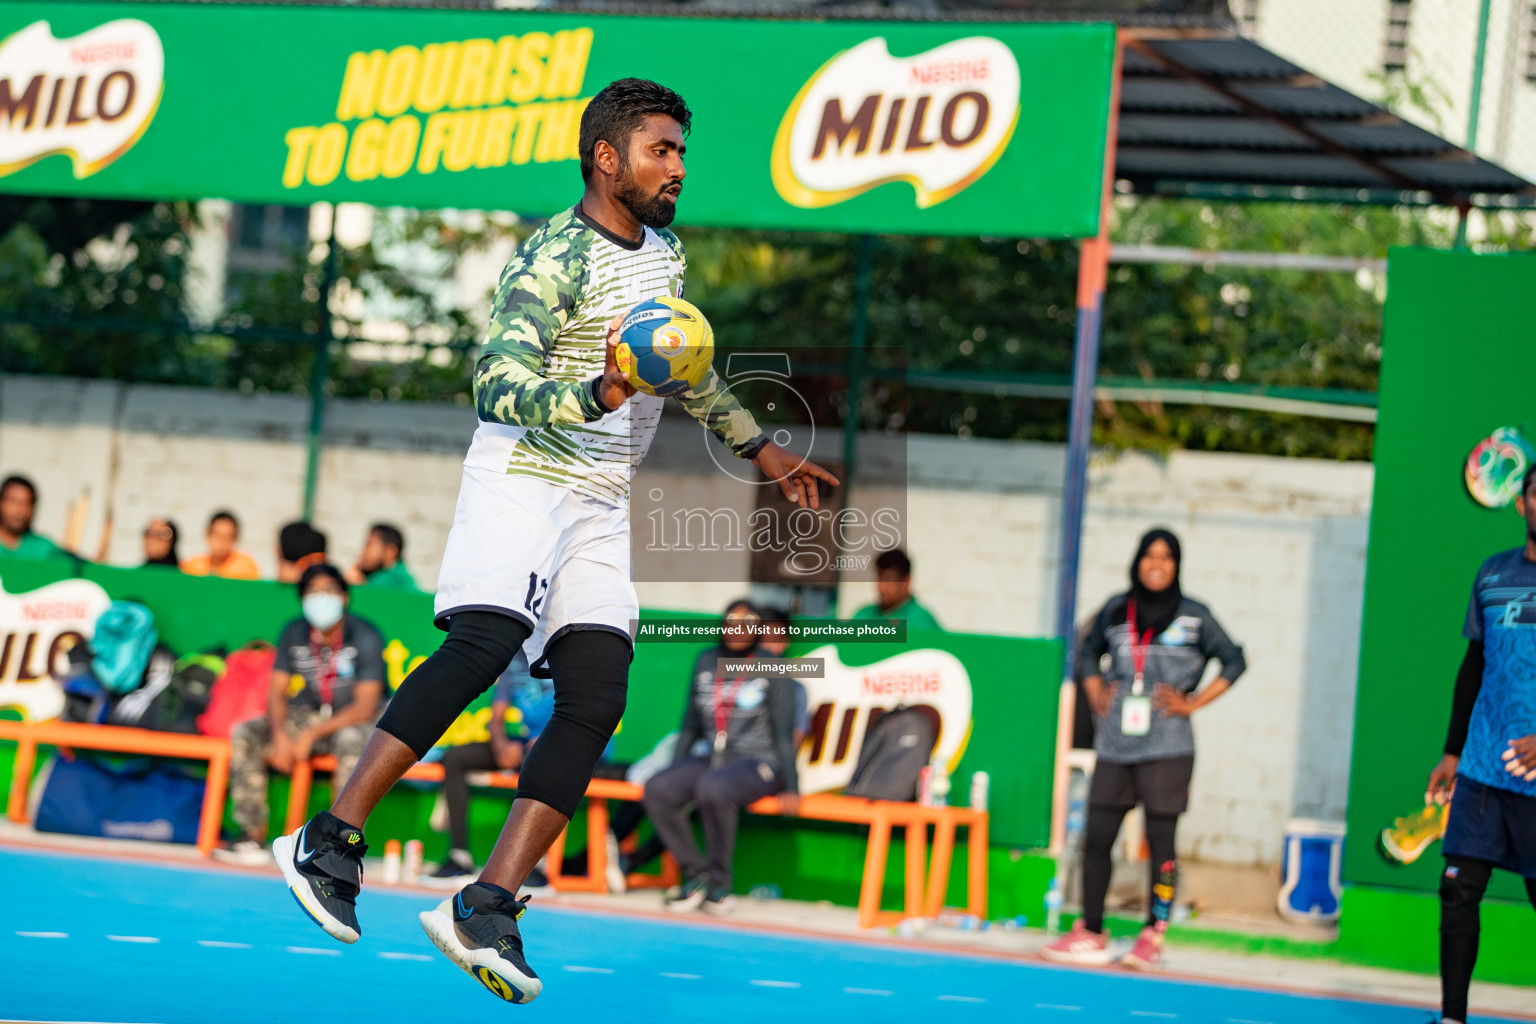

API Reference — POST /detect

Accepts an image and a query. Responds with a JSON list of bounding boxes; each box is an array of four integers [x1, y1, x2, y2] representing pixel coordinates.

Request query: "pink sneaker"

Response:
[[1120, 924, 1165, 970], [1040, 920, 1113, 965]]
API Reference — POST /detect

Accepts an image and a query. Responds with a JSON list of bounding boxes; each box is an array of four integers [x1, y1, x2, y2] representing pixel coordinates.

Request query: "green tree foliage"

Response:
[[3, 194, 1529, 462]]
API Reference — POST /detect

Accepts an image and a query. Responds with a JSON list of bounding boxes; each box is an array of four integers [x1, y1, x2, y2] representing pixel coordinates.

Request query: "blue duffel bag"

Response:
[[34, 754, 205, 845]]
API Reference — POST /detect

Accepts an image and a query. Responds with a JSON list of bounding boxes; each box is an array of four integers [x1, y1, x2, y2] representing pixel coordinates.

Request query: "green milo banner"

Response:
[[1346, 249, 1536, 905], [0, 2, 1113, 237]]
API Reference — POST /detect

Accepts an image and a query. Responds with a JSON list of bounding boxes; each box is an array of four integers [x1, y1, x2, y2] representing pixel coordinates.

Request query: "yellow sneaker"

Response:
[[1379, 804, 1448, 865]]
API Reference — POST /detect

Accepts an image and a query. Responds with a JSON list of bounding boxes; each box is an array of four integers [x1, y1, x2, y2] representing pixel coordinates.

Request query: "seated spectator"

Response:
[[344, 522, 419, 590], [215, 563, 386, 864], [141, 517, 181, 568], [276, 521, 327, 584], [851, 547, 942, 630], [644, 600, 801, 914], [181, 511, 260, 579], [0, 475, 64, 561]]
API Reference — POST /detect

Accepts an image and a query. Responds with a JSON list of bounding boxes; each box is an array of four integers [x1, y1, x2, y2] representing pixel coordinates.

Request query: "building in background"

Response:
[[1241, 0, 1536, 181]]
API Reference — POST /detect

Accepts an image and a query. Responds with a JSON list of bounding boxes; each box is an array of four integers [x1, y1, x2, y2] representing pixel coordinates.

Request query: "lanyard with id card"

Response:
[[712, 671, 747, 767], [1121, 600, 1154, 738], [309, 632, 341, 721]]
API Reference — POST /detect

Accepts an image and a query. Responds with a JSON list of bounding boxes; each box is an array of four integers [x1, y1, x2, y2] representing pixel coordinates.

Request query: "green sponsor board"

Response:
[[1344, 249, 1536, 904], [0, 562, 1060, 848], [0, 2, 1112, 237]]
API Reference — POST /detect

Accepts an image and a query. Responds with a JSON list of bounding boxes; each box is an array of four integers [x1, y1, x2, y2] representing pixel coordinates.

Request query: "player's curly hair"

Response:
[[579, 78, 691, 182]]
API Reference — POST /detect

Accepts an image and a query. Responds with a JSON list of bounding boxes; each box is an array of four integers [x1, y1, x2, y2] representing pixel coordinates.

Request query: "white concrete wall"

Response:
[[0, 373, 1374, 865]]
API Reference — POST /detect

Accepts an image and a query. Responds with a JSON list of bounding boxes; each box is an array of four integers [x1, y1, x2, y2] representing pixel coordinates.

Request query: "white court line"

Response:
[[845, 987, 894, 996], [1132, 1013, 1177, 1019], [750, 980, 802, 989], [378, 952, 432, 961], [562, 965, 615, 974], [660, 972, 701, 980], [106, 935, 160, 944], [286, 946, 342, 956], [16, 931, 68, 938], [938, 995, 986, 1003], [1228, 1019, 1274, 1024], [1035, 1005, 1082, 1012], [196, 940, 252, 949]]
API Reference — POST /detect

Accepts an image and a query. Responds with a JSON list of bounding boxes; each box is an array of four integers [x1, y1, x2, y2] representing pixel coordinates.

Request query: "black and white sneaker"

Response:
[[419, 882, 542, 1004], [664, 877, 708, 913], [273, 811, 367, 943], [701, 885, 737, 915], [422, 851, 477, 889], [211, 837, 271, 866]]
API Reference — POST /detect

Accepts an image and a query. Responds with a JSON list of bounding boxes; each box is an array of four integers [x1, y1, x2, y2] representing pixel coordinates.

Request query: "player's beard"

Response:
[[615, 168, 679, 229]]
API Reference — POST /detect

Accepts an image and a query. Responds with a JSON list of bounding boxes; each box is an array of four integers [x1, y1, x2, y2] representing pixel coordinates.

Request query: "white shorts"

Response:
[[434, 466, 637, 674]]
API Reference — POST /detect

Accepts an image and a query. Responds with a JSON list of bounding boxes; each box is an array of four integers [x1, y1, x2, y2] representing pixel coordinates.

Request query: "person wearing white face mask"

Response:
[[216, 564, 387, 864]]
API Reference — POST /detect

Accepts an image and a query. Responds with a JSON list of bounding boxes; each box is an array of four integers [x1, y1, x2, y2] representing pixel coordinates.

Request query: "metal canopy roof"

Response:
[[1117, 34, 1535, 207]]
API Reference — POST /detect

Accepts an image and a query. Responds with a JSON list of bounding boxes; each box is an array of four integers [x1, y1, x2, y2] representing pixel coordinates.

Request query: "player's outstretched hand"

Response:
[[1503, 736, 1536, 781], [1426, 753, 1459, 806], [601, 315, 638, 410], [751, 441, 840, 509]]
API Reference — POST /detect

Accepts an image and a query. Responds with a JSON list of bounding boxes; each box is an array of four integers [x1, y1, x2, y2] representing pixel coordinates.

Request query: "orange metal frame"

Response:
[[0, 723, 989, 928], [0, 720, 232, 856]]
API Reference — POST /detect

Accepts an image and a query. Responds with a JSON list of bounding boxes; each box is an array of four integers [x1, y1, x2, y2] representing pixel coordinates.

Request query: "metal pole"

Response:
[[1456, 0, 1494, 249], [302, 205, 340, 522], [830, 233, 874, 610], [1054, 29, 1123, 673], [841, 233, 874, 490]]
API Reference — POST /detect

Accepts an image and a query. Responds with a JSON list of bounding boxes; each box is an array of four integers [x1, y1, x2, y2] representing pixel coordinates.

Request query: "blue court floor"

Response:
[[0, 846, 1516, 1024]]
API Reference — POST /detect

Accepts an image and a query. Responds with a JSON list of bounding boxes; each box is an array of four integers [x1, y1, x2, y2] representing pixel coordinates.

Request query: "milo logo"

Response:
[[0, 19, 164, 178], [771, 36, 1020, 210]]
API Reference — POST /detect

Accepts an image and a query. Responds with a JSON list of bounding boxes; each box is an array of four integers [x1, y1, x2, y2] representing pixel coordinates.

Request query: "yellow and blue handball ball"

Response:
[[615, 295, 714, 398]]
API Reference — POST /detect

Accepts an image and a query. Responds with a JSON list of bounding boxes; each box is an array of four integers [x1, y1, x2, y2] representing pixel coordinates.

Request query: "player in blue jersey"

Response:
[[1425, 465, 1536, 1024]]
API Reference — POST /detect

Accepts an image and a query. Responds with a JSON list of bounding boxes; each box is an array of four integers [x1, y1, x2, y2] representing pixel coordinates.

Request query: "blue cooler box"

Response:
[[1278, 818, 1345, 924]]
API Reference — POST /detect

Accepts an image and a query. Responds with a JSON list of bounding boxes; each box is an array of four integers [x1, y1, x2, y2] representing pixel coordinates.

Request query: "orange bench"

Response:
[[290, 757, 678, 894], [0, 720, 232, 856], [0, 722, 988, 928], [288, 756, 988, 928]]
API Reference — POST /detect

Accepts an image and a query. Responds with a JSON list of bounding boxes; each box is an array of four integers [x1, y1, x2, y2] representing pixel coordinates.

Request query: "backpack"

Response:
[[103, 646, 179, 729], [197, 644, 277, 738], [90, 601, 159, 695], [112, 653, 222, 734], [845, 706, 937, 802]]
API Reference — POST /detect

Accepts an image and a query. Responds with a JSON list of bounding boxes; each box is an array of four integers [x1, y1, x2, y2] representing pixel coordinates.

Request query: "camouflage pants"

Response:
[[229, 706, 374, 840]]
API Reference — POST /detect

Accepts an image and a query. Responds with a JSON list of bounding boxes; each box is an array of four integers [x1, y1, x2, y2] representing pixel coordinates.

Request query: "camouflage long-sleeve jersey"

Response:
[[466, 206, 766, 506]]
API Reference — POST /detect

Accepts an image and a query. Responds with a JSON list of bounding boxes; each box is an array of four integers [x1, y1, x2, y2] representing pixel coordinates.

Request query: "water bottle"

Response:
[[917, 765, 934, 806], [969, 771, 990, 812], [382, 839, 402, 885], [930, 760, 951, 808], [1044, 877, 1064, 937], [403, 839, 424, 884]]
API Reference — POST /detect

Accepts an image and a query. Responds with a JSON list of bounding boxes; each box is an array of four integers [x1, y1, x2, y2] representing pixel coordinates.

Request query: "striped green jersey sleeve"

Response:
[[676, 366, 767, 457], [474, 216, 610, 428]]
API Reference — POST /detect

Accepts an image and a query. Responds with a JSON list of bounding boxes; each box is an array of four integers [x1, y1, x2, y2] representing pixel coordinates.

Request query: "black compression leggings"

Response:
[[1081, 806, 1179, 934], [1439, 856, 1536, 1022], [515, 630, 629, 818], [377, 611, 530, 758], [376, 613, 630, 818]]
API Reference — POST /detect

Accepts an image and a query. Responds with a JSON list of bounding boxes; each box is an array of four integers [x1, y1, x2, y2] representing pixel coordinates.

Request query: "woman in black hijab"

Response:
[[1043, 528, 1246, 970], [141, 517, 181, 568]]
